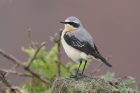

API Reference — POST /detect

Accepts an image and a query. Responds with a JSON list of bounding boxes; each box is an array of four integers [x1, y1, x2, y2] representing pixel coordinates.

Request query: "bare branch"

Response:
[[0, 70, 11, 87], [5, 64, 19, 76], [90, 55, 112, 75], [121, 76, 134, 80], [0, 87, 28, 93], [25, 67, 51, 85], [27, 27, 34, 49], [0, 48, 52, 86], [0, 48, 25, 67], [56, 30, 62, 77], [11, 64, 19, 71], [0, 69, 32, 77], [50, 29, 62, 76], [27, 42, 46, 67]]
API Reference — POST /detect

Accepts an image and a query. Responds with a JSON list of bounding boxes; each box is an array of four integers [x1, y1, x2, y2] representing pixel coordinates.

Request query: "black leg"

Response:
[[70, 60, 82, 78], [76, 60, 82, 75], [70, 60, 87, 79], [82, 61, 87, 74]]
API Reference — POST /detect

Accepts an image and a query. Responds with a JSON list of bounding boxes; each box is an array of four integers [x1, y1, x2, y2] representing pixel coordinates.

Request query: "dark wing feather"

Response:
[[64, 33, 112, 67]]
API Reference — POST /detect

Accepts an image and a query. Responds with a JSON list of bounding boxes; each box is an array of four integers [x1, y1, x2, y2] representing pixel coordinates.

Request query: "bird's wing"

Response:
[[63, 33, 112, 67], [64, 33, 100, 56]]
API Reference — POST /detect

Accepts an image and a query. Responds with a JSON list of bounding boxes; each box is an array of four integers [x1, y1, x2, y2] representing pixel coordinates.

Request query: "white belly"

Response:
[[61, 32, 92, 63]]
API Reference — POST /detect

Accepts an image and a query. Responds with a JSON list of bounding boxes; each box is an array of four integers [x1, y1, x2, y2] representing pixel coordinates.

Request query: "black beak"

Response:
[[60, 21, 67, 24]]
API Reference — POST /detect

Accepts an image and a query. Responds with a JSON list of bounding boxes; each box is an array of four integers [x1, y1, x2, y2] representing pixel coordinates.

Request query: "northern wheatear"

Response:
[[60, 16, 112, 78]]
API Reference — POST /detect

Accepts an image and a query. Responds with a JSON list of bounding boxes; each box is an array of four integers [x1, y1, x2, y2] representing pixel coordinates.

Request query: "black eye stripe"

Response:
[[66, 22, 80, 28]]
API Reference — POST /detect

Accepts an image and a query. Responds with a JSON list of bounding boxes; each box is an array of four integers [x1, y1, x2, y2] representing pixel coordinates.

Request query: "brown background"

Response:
[[0, 0, 140, 86]]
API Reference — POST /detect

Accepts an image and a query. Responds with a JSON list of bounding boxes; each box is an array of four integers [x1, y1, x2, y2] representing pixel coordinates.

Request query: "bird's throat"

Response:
[[64, 24, 78, 32]]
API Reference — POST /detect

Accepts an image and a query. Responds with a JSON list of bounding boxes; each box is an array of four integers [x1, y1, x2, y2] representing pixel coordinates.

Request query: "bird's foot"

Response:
[[70, 72, 87, 80]]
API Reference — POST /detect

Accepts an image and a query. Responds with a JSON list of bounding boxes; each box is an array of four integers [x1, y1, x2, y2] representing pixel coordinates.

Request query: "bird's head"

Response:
[[60, 16, 82, 31]]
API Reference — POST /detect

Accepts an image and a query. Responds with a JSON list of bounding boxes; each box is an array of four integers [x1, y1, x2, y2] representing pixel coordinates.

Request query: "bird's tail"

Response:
[[101, 57, 112, 67]]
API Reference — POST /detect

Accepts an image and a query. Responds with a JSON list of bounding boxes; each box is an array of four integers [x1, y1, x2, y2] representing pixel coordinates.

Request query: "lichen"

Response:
[[52, 76, 135, 93]]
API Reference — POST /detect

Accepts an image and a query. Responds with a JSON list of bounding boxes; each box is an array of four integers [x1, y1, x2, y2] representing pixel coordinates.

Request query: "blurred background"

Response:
[[0, 0, 140, 86]]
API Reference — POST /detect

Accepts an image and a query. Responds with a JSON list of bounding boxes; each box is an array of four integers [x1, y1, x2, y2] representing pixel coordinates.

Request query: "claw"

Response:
[[70, 72, 87, 80]]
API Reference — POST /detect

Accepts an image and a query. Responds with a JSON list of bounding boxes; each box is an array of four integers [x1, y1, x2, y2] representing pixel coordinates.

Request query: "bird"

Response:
[[60, 16, 112, 78]]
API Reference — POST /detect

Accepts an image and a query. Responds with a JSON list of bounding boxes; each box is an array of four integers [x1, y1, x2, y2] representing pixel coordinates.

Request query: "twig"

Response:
[[25, 67, 51, 85], [50, 29, 62, 77], [57, 30, 62, 77], [121, 76, 134, 80], [5, 64, 19, 76], [90, 55, 112, 75], [0, 69, 32, 77], [27, 27, 34, 49], [0, 48, 25, 67], [0, 48, 52, 86], [27, 42, 46, 67], [0, 70, 11, 87], [11, 64, 19, 70]]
